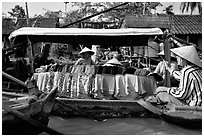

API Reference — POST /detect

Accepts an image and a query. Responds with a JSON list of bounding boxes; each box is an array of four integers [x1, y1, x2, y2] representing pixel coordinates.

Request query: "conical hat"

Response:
[[158, 50, 176, 58], [106, 58, 122, 65], [79, 47, 95, 55], [170, 46, 202, 67]]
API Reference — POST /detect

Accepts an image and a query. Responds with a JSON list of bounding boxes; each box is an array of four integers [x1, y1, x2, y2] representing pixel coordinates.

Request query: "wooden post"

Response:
[[25, 2, 29, 26], [129, 46, 132, 66], [164, 32, 171, 87], [27, 37, 34, 74]]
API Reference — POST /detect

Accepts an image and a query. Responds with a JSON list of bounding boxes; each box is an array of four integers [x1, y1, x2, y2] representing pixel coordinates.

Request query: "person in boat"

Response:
[[34, 44, 54, 69], [74, 47, 96, 66], [155, 45, 202, 106], [103, 53, 123, 66], [91, 45, 105, 65], [153, 50, 179, 86]]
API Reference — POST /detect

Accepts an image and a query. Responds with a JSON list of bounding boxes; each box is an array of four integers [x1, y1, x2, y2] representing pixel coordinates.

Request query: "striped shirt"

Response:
[[167, 65, 202, 106]]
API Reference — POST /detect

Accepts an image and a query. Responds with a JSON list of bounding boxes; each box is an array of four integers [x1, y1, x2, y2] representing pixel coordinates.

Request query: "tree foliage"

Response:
[[8, 5, 26, 18], [163, 5, 174, 15], [42, 8, 63, 18], [63, 2, 162, 27], [180, 2, 202, 15]]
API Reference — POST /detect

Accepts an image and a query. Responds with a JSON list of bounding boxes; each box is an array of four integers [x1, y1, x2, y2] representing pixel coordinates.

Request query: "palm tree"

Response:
[[180, 2, 202, 15]]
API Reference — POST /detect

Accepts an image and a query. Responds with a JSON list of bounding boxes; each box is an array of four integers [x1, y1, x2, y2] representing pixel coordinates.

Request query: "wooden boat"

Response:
[[9, 27, 202, 129], [160, 105, 202, 129], [52, 97, 150, 120], [138, 99, 202, 129], [2, 86, 58, 135]]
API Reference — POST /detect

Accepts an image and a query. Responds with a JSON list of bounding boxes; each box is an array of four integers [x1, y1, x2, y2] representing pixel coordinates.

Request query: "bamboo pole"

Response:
[[61, 2, 129, 28], [2, 71, 27, 88]]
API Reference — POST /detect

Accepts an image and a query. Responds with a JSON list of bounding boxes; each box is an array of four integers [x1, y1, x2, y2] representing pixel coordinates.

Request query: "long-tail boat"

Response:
[[2, 86, 58, 135]]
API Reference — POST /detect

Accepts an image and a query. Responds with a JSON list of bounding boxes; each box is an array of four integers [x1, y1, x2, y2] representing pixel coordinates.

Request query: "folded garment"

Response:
[[70, 73, 78, 98], [59, 73, 71, 97], [124, 74, 157, 96], [77, 74, 91, 95], [53, 72, 61, 88], [101, 74, 115, 95], [46, 71, 55, 92], [36, 72, 46, 91], [58, 72, 66, 93], [134, 69, 150, 76], [70, 65, 84, 74], [84, 65, 95, 75], [42, 72, 50, 93], [115, 74, 128, 97], [94, 74, 116, 97]]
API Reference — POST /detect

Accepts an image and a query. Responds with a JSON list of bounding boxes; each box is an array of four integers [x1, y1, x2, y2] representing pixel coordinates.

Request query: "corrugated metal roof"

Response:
[[2, 18, 16, 35], [15, 18, 57, 28], [171, 15, 202, 34], [124, 14, 170, 29], [124, 14, 202, 35]]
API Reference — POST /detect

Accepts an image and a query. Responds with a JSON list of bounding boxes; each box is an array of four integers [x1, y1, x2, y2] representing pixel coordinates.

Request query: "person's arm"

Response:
[[167, 68, 192, 100], [171, 70, 181, 80], [154, 61, 162, 74], [74, 58, 83, 65], [165, 61, 181, 80]]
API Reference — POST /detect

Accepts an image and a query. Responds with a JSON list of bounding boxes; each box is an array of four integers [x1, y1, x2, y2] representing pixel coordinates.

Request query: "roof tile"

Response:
[[124, 14, 202, 35]]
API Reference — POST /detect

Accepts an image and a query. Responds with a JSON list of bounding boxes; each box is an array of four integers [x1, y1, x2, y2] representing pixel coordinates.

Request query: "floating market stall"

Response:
[[7, 27, 202, 129]]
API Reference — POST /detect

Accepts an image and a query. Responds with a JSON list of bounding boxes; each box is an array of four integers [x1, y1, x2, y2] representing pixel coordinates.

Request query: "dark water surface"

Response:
[[47, 116, 202, 135]]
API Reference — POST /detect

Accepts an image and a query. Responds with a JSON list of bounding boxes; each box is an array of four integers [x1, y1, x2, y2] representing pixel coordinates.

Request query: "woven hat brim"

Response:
[[106, 58, 122, 65], [170, 46, 202, 67], [79, 47, 95, 55]]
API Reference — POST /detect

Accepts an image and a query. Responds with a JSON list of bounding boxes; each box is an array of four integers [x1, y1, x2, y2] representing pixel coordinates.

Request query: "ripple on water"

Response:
[[47, 116, 202, 135]]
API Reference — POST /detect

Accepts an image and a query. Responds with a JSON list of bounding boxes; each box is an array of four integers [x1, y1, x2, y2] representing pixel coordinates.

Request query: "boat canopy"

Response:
[[9, 27, 163, 46]]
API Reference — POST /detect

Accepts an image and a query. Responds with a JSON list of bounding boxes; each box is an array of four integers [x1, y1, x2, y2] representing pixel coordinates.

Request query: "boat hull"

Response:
[[52, 98, 149, 120], [2, 103, 49, 135], [162, 111, 202, 129], [2, 86, 58, 135]]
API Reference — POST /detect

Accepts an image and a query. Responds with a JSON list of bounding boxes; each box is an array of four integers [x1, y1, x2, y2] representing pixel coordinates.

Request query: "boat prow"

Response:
[[2, 86, 58, 135], [162, 105, 202, 129]]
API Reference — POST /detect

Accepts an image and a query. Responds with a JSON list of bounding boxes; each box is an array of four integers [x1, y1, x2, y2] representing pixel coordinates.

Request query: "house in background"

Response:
[[122, 14, 202, 51], [2, 18, 58, 54], [2, 17, 58, 46]]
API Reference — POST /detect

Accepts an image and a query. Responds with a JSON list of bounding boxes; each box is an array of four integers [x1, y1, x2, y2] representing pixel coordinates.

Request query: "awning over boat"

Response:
[[9, 27, 163, 46]]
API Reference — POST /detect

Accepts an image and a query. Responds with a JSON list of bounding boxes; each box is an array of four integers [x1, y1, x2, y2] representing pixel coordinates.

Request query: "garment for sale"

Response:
[[125, 74, 156, 96], [58, 73, 71, 97], [94, 74, 115, 97], [41, 72, 50, 93], [115, 74, 128, 97], [36, 72, 46, 91]]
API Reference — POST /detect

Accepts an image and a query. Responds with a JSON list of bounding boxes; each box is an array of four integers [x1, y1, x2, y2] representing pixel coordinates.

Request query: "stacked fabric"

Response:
[[93, 74, 157, 100], [32, 65, 95, 99], [32, 65, 156, 100]]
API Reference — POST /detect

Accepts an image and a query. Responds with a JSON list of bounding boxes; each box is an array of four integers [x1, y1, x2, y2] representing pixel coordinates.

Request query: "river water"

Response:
[[47, 116, 202, 135]]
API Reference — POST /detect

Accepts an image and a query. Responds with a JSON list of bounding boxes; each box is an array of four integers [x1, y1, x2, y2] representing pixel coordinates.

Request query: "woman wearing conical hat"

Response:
[[103, 53, 123, 66], [155, 45, 202, 106], [75, 47, 96, 65]]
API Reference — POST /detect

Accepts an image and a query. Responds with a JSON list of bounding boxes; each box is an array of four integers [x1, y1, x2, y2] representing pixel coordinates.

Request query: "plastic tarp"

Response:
[[9, 27, 163, 46], [9, 27, 163, 39]]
